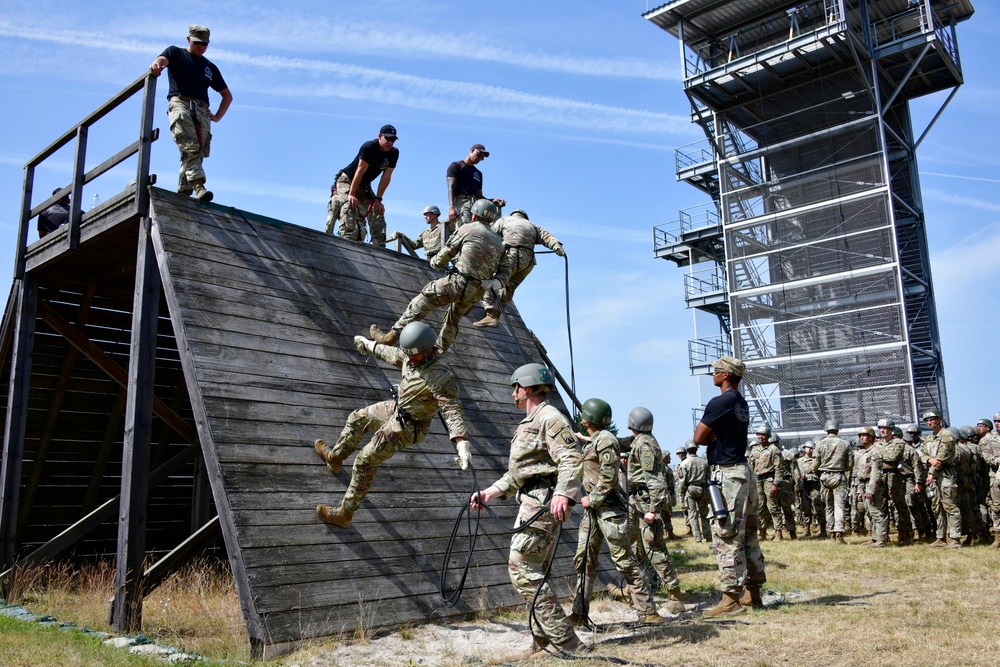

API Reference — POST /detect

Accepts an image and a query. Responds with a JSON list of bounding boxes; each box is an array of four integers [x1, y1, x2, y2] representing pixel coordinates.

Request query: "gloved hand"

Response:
[[455, 439, 472, 471], [555, 244, 566, 257], [354, 335, 375, 356]]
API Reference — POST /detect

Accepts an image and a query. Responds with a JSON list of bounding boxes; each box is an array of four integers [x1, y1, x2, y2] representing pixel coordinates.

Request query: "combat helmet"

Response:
[[627, 407, 654, 433], [471, 198, 498, 222], [755, 424, 772, 437], [510, 363, 553, 389], [876, 418, 895, 429], [824, 420, 839, 433], [959, 425, 975, 441], [893, 426, 903, 439], [921, 408, 943, 420], [510, 209, 529, 219], [857, 426, 877, 437], [399, 322, 436, 355], [977, 419, 993, 431], [423, 204, 441, 216], [945, 426, 961, 439], [994, 411, 1000, 422], [581, 398, 612, 426]]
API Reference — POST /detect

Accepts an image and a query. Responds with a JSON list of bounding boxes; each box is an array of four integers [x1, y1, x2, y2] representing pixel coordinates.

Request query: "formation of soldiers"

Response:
[[692, 411, 1000, 549]]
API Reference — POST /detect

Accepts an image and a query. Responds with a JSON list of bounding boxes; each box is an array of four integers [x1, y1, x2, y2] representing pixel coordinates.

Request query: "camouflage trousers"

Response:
[[770, 480, 796, 533], [709, 464, 766, 594], [801, 480, 826, 527], [659, 494, 675, 535], [684, 486, 711, 541], [628, 512, 680, 590], [392, 272, 484, 353], [453, 194, 475, 226], [508, 494, 578, 648], [930, 474, 962, 540], [572, 505, 656, 617], [820, 472, 849, 532], [989, 478, 1000, 533], [754, 474, 774, 530], [958, 484, 986, 536], [325, 190, 345, 235], [883, 471, 912, 532], [863, 481, 889, 545], [329, 399, 429, 511], [167, 97, 212, 191], [904, 476, 933, 534], [334, 173, 386, 246], [482, 248, 534, 314]]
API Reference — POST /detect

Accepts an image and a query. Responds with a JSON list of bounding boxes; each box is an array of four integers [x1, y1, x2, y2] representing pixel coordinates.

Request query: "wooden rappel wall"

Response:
[[1, 187, 607, 658]]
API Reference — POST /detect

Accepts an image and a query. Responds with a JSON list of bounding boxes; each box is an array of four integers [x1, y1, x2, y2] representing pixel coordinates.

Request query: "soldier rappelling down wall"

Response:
[[313, 322, 472, 528], [370, 199, 511, 353]]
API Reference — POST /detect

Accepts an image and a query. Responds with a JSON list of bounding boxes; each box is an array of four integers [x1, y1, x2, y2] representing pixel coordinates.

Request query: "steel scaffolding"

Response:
[[645, 0, 973, 440]]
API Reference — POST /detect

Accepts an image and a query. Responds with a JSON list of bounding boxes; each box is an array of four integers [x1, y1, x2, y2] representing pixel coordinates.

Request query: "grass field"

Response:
[[3, 534, 996, 666]]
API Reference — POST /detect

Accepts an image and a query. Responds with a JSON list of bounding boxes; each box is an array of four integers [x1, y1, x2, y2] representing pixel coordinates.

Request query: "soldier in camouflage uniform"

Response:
[[920, 409, 963, 548], [874, 419, 914, 544], [388, 205, 455, 261], [324, 183, 345, 235], [473, 210, 565, 327], [978, 415, 1000, 547], [774, 439, 798, 540], [957, 426, 989, 545], [470, 363, 586, 657], [695, 356, 766, 617], [798, 442, 826, 538], [370, 199, 511, 353], [570, 399, 662, 625], [617, 408, 685, 614], [748, 425, 776, 540], [676, 443, 712, 542], [661, 450, 678, 539], [855, 426, 889, 547], [901, 424, 933, 542], [315, 322, 471, 528], [814, 420, 851, 544]]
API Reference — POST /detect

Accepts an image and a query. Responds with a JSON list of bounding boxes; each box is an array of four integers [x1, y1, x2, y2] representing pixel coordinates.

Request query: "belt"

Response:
[[171, 95, 207, 106]]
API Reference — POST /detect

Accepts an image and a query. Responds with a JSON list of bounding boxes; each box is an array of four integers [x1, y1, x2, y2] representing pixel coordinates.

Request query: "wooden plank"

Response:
[[111, 217, 160, 633]]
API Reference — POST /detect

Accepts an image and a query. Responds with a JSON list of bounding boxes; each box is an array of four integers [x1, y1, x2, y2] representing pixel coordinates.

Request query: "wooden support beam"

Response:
[[17, 284, 97, 537], [111, 216, 161, 633], [36, 301, 198, 445], [0, 444, 198, 580], [82, 387, 127, 514], [141, 516, 221, 598], [0, 277, 38, 594]]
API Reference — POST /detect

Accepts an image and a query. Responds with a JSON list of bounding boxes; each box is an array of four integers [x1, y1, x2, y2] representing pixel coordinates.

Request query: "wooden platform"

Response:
[[3, 187, 612, 657]]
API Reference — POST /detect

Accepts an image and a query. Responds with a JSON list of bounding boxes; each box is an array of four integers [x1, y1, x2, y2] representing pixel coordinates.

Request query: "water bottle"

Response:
[[707, 479, 728, 520], [91, 193, 101, 210]]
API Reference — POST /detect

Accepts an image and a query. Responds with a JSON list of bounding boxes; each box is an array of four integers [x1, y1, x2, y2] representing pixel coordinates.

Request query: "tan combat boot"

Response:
[[929, 538, 947, 547], [772, 528, 784, 541], [606, 582, 631, 603], [473, 308, 501, 328], [554, 634, 590, 656], [369, 324, 398, 345], [947, 537, 964, 549], [316, 503, 353, 528], [508, 635, 549, 662], [314, 439, 345, 474], [835, 532, 847, 545], [665, 587, 686, 614], [703, 591, 745, 619], [193, 184, 213, 203], [739, 586, 764, 609], [639, 612, 665, 624]]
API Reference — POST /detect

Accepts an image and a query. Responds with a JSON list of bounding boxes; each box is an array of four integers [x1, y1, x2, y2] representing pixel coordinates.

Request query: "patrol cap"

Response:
[[857, 426, 876, 437], [380, 124, 398, 140], [876, 418, 895, 429], [188, 25, 210, 44], [471, 143, 490, 157], [977, 419, 993, 430], [712, 356, 745, 377]]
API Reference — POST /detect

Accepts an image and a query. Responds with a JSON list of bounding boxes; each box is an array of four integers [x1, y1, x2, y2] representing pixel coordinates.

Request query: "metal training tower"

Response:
[[645, 0, 973, 440]]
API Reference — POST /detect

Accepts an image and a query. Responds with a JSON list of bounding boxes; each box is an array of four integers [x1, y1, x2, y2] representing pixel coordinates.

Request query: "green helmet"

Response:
[[581, 398, 612, 426], [755, 424, 772, 436], [857, 426, 876, 437], [510, 209, 529, 219], [399, 322, 436, 355], [977, 419, 993, 430], [945, 426, 961, 439], [471, 198, 498, 222], [922, 408, 943, 420], [959, 425, 975, 440], [876, 418, 895, 429], [423, 204, 441, 216], [627, 407, 654, 433], [510, 362, 553, 388], [893, 426, 903, 439]]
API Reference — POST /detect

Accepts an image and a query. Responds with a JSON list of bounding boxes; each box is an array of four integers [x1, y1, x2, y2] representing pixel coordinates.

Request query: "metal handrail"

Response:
[[652, 203, 719, 252], [684, 264, 727, 300], [15, 72, 158, 279], [674, 138, 714, 172], [688, 334, 731, 367]]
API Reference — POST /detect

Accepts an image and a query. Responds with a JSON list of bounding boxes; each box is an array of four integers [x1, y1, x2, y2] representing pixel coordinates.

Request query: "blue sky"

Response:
[[0, 1, 997, 442]]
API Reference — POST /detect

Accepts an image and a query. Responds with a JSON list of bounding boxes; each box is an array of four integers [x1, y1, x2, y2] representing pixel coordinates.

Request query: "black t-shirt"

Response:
[[701, 389, 750, 466], [446, 160, 482, 196], [38, 203, 69, 234], [160, 45, 227, 102], [341, 140, 399, 193]]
